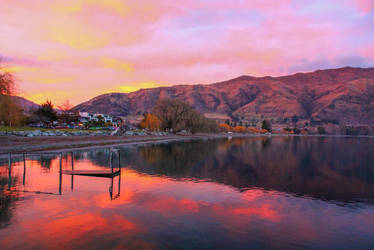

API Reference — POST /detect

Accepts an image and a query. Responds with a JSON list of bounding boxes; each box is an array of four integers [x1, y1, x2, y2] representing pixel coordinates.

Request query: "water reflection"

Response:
[[3, 152, 122, 199], [116, 137, 374, 202], [0, 175, 18, 229], [0, 136, 373, 249]]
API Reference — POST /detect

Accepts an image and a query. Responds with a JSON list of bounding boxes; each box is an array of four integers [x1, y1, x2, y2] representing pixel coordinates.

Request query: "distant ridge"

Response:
[[72, 67, 374, 125], [11, 96, 39, 112]]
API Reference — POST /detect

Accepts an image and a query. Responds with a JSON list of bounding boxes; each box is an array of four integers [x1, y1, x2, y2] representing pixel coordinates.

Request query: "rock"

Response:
[[176, 130, 190, 135], [19, 131, 27, 136], [111, 127, 121, 136], [135, 131, 146, 136], [33, 130, 42, 136]]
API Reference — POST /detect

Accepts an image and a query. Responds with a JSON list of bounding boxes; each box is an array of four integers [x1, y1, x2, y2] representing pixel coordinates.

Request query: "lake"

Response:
[[1, 136, 374, 249]]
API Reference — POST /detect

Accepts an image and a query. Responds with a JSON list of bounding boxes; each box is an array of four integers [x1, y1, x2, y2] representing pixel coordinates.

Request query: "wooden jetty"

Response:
[[62, 169, 120, 178], [5, 148, 122, 199], [62, 149, 121, 178]]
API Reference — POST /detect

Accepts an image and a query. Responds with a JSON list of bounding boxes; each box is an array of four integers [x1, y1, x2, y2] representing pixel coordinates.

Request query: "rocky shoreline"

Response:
[[0, 129, 170, 137], [0, 132, 238, 154], [0, 130, 108, 137]]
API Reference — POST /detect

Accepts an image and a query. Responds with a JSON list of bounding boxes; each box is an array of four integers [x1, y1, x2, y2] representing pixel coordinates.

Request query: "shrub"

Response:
[[233, 126, 247, 133], [139, 113, 161, 131], [33, 101, 57, 123], [262, 119, 272, 132], [293, 127, 301, 134], [317, 126, 326, 134], [219, 123, 232, 132]]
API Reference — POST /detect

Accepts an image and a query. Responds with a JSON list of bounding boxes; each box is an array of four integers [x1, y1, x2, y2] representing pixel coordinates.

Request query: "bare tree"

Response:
[[152, 99, 219, 133], [57, 100, 73, 112], [0, 61, 22, 126]]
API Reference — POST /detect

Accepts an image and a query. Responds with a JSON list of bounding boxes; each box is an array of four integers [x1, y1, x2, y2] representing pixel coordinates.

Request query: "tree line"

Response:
[[139, 99, 220, 133]]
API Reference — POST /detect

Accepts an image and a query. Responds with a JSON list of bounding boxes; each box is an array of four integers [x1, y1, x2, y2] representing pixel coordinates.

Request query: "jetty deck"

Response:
[[62, 170, 120, 178]]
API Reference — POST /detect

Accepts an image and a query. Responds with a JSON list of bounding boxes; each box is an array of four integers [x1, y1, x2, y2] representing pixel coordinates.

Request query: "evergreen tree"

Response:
[[261, 119, 272, 132]]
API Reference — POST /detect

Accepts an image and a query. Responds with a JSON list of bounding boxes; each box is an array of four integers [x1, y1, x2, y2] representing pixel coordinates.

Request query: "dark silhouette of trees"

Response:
[[261, 119, 272, 132], [317, 126, 326, 134], [32, 101, 57, 125]]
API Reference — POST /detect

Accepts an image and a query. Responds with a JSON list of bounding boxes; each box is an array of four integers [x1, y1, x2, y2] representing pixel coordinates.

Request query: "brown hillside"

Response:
[[72, 67, 374, 125]]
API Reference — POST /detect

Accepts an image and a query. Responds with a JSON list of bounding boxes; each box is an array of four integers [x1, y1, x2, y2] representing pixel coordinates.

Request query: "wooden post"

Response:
[[59, 153, 62, 195], [71, 152, 74, 191], [71, 152, 74, 170], [117, 150, 121, 198], [8, 153, 11, 190], [118, 170, 121, 197], [110, 151, 114, 173], [23, 152, 26, 185], [109, 177, 113, 200], [118, 150, 121, 172]]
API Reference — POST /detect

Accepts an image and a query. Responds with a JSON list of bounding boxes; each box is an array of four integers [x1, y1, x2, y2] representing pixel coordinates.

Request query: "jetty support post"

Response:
[[23, 152, 26, 185], [118, 170, 121, 197], [59, 152, 62, 195], [118, 150, 121, 172], [71, 152, 74, 191], [110, 150, 114, 173], [109, 177, 113, 200], [8, 153, 12, 190]]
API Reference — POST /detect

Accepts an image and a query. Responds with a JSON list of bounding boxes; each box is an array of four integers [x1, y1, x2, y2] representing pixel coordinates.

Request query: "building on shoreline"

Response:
[[79, 112, 113, 124]]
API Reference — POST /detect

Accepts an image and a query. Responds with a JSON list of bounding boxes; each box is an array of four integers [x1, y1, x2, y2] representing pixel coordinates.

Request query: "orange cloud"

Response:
[[0, 65, 24, 73], [101, 57, 134, 72], [0, 65, 38, 74], [114, 81, 161, 93], [22, 90, 77, 105], [47, 19, 110, 49], [55, 0, 130, 16]]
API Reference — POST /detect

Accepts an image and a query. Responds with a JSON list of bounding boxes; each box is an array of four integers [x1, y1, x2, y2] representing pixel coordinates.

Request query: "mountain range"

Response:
[[71, 67, 374, 125], [11, 96, 39, 112]]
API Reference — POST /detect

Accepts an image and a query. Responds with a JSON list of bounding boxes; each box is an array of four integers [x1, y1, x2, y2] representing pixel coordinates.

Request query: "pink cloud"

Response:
[[361, 45, 374, 60], [355, 0, 374, 14]]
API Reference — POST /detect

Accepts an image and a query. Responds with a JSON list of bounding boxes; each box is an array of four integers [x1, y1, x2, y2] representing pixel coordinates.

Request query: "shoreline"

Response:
[[0, 133, 246, 155], [1, 133, 373, 155]]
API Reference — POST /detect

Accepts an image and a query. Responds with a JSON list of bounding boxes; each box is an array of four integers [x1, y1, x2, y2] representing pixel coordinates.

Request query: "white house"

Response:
[[79, 112, 113, 123]]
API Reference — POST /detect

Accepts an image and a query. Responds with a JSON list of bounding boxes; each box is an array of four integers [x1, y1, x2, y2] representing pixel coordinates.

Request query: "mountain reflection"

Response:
[[104, 137, 374, 202]]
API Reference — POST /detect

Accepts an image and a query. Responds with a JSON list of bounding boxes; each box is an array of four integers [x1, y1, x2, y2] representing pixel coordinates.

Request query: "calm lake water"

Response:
[[1, 136, 374, 249]]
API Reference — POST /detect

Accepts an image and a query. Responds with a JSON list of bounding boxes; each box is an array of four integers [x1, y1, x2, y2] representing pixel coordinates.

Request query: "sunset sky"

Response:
[[1, 0, 374, 105]]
